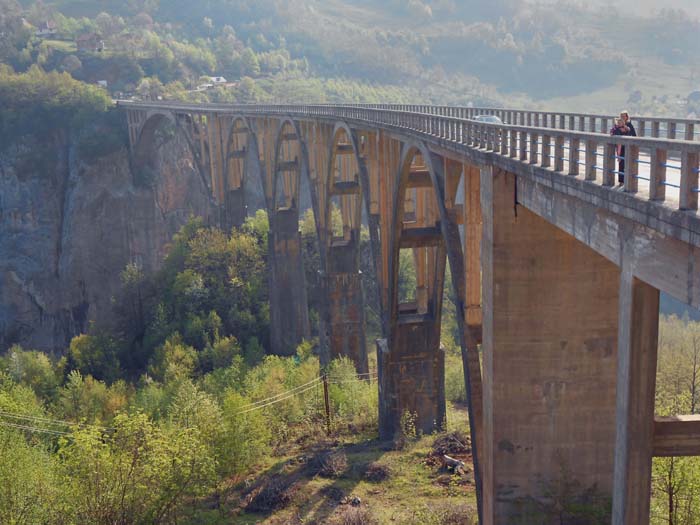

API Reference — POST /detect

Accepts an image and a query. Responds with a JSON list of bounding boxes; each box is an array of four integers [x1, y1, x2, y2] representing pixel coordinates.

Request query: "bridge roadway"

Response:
[[119, 101, 700, 525]]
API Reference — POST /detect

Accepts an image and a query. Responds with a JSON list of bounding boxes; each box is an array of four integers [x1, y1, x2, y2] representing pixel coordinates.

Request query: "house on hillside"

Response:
[[35, 21, 57, 37], [76, 33, 105, 53], [209, 76, 228, 84]]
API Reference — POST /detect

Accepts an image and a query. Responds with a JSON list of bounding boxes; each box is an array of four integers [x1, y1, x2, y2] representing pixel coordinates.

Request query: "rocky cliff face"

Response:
[[0, 126, 218, 352]]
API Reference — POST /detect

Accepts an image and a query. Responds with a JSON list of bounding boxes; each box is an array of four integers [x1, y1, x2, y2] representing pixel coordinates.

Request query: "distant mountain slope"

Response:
[[13, 0, 700, 111]]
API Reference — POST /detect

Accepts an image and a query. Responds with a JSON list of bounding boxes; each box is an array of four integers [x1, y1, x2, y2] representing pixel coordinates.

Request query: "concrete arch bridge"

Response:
[[120, 101, 700, 524]]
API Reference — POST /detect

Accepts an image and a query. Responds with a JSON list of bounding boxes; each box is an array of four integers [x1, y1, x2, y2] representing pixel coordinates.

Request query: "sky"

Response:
[[531, 0, 700, 18]]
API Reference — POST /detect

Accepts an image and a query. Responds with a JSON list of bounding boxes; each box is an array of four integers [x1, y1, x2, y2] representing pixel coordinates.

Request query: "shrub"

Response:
[[4, 346, 60, 401], [244, 475, 297, 513], [339, 506, 377, 525], [364, 461, 391, 483], [218, 390, 271, 477], [0, 428, 63, 524], [327, 357, 378, 430], [66, 334, 121, 383], [59, 412, 216, 524], [311, 450, 348, 479]]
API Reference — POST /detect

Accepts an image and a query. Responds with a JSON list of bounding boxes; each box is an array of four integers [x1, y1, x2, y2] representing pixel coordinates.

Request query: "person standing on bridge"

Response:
[[618, 111, 636, 185]]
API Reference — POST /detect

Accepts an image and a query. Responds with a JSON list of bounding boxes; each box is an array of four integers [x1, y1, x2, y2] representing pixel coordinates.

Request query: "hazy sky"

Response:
[[531, 0, 700, 18]]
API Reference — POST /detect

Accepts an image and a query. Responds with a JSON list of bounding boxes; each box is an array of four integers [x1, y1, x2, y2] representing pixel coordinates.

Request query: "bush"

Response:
[[3, 346, 60, 401], [311, 450, 348, 479], [327, 357, 378, 431], [66, 334, 121, 383], [364, 461, 391, 483], [218, 390, 271, 477], [339, 506, 377, 525], [244, 475, 297, 513], [59, 412, 216, 524], [0, 428, 63, 524]]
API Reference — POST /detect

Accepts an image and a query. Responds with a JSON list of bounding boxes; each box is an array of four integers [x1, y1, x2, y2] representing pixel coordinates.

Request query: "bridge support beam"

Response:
[[224, 188, 247, 230], [481, 167, 620, 523], [612, 270, 659, 525], [326, 241, 369, 374], [269, 209, 310, 356], [377, 323, 445, 441]]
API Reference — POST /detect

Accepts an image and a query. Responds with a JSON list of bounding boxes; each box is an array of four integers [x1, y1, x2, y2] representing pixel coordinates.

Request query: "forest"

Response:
[[1, 0, 699, 111]]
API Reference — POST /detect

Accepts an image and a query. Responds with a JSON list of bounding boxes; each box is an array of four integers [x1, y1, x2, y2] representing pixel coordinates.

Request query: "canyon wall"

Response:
[[0, 124, 217, 352]]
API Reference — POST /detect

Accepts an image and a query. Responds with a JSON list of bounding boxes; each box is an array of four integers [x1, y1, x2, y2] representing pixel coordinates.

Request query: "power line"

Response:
[[0, 410, 113, 432], [235, 376, 322, 411], [234, 382, 321, 415], [0, 420, 68, 436]]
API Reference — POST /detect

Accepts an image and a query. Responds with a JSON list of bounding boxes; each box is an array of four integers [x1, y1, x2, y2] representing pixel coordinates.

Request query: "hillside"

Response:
[[2, 0, 699, 112]]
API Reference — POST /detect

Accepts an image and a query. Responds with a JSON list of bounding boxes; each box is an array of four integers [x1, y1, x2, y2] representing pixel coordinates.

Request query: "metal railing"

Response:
[[118, 101, 700, 213]]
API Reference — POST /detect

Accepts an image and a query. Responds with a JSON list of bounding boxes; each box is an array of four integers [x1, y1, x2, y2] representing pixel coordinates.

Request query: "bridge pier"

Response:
[[612, 269, 659, 524], [481, 167, 621, 523], [268, 208, 310, 356], [325, 238, 369, 374], [224, 187, 247, 230], [377, 325, 445, 441]]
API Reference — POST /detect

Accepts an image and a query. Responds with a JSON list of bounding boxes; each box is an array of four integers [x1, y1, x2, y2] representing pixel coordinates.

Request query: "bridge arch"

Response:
[[223, 116, 264, 228], [267, 117, 314, 356], [384, 140, 483, 516], [320, 122, 373, 373], [132, 110, 211, 196]]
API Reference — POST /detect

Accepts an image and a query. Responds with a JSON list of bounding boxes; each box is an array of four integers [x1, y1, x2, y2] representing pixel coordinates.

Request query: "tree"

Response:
[[241, 47, 260, 76], [66, 334, 121, 383], [61, 54, 83, 73]]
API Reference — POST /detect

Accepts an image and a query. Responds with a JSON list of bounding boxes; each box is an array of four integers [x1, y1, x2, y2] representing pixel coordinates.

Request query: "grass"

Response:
[[42, 39, 77, 53], [188, 404, 477, 525]]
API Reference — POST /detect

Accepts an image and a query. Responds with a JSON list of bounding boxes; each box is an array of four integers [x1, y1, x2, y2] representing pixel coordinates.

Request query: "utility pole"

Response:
[[322, 373, 331, 434]]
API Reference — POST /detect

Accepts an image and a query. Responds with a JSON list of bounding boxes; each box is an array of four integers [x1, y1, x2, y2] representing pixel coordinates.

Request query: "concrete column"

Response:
[[326, 240, 369, 374], [612, 269, 659, 525], [224, 188, 247, 230], [481, 167, 620, 523], [378, 320, 445, 441], [269, 208, 310, 356]]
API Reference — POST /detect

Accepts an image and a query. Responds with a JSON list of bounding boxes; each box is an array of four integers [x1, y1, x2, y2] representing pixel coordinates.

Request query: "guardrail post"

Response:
[[585, 140, 598, 181], [542, 135, 551, 168], [638, 120, 646, 137], [519, 131, 528, 161], [685, 123, 695, 141], [649, 148, 667, 202], [651, 121, 660, 138], [529, 132, 539, 164], [624, 145, 639, 193], [668, 122, 677, 140], [680, 151, 700, 211], [554, 135, 565, 172], [501, 127, 509, 155], [568, 115, 575, 131], [510, 129, 518, 158], [603, 143, 615, 186]]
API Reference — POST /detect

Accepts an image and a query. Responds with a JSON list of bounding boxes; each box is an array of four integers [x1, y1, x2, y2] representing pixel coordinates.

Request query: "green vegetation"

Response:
[[0, 65, 111, 144], [2, 0, 698, 113]]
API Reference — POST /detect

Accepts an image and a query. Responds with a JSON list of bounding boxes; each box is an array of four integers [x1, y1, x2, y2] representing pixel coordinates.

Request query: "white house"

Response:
[[35, 21, 57, 37]]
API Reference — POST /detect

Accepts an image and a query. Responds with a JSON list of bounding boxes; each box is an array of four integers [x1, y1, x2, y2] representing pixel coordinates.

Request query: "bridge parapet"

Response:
[[336, 103, 700, 141], [120, 101, 700, 221]]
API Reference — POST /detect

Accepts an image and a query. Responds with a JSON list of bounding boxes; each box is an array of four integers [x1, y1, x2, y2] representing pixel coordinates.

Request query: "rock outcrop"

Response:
[[0, 125, 217, 352]]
